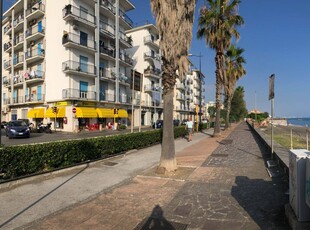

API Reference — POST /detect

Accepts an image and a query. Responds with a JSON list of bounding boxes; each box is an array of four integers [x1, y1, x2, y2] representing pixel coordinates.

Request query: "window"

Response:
[[80, 81, 88, 99], [37, 85, 42, 101], [80, 31, 88, 47], [79, 55, 88, 72]]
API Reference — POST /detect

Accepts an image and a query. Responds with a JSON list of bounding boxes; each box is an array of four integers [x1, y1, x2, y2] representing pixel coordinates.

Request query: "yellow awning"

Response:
[[27, 108, 45, 118], [75, 107, 97, 118], [96, 108, 114, 118], [116, 109, 128, 118], [45, 107, 66, 118]]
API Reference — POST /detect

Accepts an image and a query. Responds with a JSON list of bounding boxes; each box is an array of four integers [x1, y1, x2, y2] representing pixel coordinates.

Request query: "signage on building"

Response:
[[72, 107, 76, 114]]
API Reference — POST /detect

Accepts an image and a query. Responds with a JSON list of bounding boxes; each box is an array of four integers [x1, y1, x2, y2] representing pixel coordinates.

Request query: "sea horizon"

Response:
[[286, 117, 310, 127]]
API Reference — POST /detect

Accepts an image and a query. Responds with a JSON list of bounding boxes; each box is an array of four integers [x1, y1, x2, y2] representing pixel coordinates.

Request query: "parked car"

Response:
[[152, 120, 163, 129], [5, 120, 30, 139], [173, 119, 180, 126]]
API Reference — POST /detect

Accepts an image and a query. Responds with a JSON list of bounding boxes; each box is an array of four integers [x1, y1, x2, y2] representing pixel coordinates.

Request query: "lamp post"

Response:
[[188, 53, 203, 130], [0, 0, 3, 145], [131, 69, 135, 133]]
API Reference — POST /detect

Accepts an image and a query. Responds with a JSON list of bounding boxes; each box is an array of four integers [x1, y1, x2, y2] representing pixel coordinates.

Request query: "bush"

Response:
[[0, 127, 187, 180]]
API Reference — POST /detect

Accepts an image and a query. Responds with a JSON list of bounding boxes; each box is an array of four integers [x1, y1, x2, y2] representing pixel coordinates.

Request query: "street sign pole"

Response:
[[269, 74, 275, 159]]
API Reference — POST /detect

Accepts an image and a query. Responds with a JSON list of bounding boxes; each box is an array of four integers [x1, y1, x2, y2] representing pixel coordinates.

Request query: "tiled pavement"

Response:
[[21, 122, 290, 229]]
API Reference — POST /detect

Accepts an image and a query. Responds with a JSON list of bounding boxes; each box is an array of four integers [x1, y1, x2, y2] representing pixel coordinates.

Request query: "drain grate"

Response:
[[219, 139, 233, 145], [102, 161, 118, 166], [133, 217, 187, 230]]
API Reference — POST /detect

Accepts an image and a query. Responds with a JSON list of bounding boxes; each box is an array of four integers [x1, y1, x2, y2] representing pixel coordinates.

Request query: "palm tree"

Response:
[[197, 0, 244, 136], [150, 0, 197, 173], [224, 45, 246, 129]]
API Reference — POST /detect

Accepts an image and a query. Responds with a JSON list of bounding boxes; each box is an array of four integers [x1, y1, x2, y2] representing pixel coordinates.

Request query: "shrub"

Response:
[[0, 127, 187, 180]]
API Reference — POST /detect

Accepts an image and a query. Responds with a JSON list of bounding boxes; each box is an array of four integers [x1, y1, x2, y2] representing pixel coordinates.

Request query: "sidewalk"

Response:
[[1, 122, 289, 229]]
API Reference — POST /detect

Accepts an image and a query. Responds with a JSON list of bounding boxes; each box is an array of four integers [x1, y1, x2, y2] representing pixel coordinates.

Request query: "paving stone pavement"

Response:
[[22, 122, 290, 230]]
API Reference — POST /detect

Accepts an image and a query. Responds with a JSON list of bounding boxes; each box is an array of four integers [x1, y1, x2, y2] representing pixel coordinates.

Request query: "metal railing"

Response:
[[63, 4, 96, 25], [119, 31, 132, 46], [119, 52, 133, 65], [62, 88, 96, 100], [13, 55, 24, 65], [4, 42, 12, 51], [14, 34, 24, 46], [144, 35, 159, 46], [4, 60, 11, 69], [13, 14, 24, 27], [100, 0, 115, 14], [100, 46, 114, 57], [25, 24, 45, 38], [62, 32, 96, 50], [119, 9, 133, 27], [144, 68, 161, 76], [25, 94, 45, 102], [62, 60, 96, 75], [99, 20, 115, 36], [25, 70, 45, 80], [26, 3, 45, 16], [144, 52, 161, 61], [26, 47, 44, 59], [4, 23, 12, 34]]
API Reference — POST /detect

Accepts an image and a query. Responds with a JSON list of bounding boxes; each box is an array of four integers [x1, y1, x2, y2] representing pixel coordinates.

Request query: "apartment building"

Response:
[[174, 69, 206, 123], [126, 24, 163, 127], [2, 0, 135, 132]]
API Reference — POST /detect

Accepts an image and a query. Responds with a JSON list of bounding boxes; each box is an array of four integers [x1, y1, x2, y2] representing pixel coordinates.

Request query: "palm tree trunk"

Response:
[[225, 96, 232, 129], [214, 52, 223, 136], [158, 88, 176, 172]]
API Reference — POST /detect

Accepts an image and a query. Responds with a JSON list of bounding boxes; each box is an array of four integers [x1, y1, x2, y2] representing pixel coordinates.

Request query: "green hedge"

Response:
[[0, 127, 187, 180]]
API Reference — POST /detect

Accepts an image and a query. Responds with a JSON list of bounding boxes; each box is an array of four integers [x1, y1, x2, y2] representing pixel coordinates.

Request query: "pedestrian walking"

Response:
[[185, 117, 194, 142]]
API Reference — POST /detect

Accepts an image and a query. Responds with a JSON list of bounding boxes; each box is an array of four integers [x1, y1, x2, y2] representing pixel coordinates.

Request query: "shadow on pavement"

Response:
[[133, 205, 187, 230], [231, 176, 290, 229], [0, 165, 89, 229]]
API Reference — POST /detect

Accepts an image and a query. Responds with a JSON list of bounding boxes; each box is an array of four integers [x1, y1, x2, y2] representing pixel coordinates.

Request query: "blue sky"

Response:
[[4, 0, 310, 117]]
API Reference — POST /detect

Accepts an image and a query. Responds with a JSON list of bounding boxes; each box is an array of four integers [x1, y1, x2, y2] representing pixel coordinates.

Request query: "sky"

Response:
[[3, 0, 310, 118]]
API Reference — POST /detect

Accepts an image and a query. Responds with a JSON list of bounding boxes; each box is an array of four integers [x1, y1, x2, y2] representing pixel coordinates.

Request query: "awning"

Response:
[[96, 108, 114, 118], [45, 107, 66, 118], [116, 109, 128, 118], [27, 108, 45, 118], [75, 107, 97, 118]]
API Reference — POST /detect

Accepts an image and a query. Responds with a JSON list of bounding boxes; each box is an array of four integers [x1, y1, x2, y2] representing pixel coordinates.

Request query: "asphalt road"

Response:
[[0, 127, 153, 146]]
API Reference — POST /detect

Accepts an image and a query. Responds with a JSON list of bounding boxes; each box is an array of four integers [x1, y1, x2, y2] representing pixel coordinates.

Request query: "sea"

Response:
[[287, 117, 310, 127]]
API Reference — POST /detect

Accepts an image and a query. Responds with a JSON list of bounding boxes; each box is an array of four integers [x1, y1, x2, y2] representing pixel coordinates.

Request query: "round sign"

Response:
[[72, 107, 76, 113]]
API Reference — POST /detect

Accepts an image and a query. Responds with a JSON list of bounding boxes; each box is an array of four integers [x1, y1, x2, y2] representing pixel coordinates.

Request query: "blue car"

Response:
[[6, 120, 30, 139]]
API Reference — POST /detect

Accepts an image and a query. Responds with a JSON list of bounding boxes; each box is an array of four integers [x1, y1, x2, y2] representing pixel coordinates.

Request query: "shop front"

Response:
[[27, 108, 45, 127], [45, 107, 66, 129]]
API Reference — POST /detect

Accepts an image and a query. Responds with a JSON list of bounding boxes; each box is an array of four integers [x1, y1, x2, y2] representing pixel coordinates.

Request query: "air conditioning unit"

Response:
[[72, 24, 79, 31]]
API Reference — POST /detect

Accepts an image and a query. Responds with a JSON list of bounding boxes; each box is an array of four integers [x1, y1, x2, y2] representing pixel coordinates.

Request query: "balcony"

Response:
[[119, 73, 130, 85], [176, 83, 185, 90], [144, 84, 161, 93], [13, 14, 24, 32], [25, 70, 45, 84], [25, 24, 45, 42], [119, 9, 133, 29], [100, 0, 115, 17], [12, 96, 25, 104], [119, 52, 133, 67], [62, 88, 96, 101], [99, 20, 115, 38], [4, 60, 11, 70], [3, 76, 11, 87], [119, 31, 132, 48], [14, 34, 24, 50], [62, 60, 96, 77], [62, 32, 96, 54], [25, 94, 45, 103], [100, 92, 115, 102], [3, 98, 11, 106], [194, 83, 200, 89], [144, 52, 161, 62], [63, 5, 96, 28], [13, 55, 24, 69], [4, 22, 12, 35], [100, 46, 115, 61], [99, 69, 116, 81], [119, 94, 129, 104], [12, 74, 23, 86], [26, 3, 45, 22], [25, 47, 45, 64], [176, 93, 186, 101], [4, 42, 12, 53], [144, 68, 161, 79], [144, 35, 159, 50]]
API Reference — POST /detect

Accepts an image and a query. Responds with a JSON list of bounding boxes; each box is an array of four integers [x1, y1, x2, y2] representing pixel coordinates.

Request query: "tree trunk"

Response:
[[158, 88, 176, 173], [225, 96, 232, 130], [213, 52, 223, 136]]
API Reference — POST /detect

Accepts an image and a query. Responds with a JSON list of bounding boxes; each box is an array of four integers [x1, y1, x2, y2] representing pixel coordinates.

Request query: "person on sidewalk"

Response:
[[185, 116, 194, 142]]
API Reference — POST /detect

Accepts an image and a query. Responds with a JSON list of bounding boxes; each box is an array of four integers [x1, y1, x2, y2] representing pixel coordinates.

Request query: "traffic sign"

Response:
[[72, 107, 76, 113]]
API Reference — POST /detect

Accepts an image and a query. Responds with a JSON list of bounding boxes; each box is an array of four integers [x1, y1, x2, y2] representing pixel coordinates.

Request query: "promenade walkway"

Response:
[[1, 122, 289, 229]]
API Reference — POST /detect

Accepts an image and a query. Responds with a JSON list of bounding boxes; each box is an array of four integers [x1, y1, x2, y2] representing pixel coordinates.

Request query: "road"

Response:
[[0, 127, 153, 146]]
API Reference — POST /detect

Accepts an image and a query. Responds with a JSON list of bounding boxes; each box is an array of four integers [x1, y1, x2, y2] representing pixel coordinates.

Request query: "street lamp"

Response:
[[188, 53, 203, 130]]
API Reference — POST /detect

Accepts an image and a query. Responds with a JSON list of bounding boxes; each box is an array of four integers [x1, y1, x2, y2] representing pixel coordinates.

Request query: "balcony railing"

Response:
[[4, 23, 12, 34], [62, 32, 96, 50], [25, 94, 45, 103], [119, 9, 133, 27], [4, 60, 11, 69], [25, 24, 45, 38], [13, 14, 24, 27], [144, 68, 161, 77], [26, 3, 45, 16], [13, 55, 24, 66], [62, 60, 96, 75], [63, 5, 96, 25], [144, 35, 159, 47], [25, 69, 45, 81], [62, 88, 96, 100], [144, 52, 161, 61], [119, 31, 132, 46], [100, 0, 115, 14], [26, 47, 45, 59], [4, 42, 12, 52], [99, 69, 115, 80], [99, 92, 115, 102], [12, 74, 23, 84], [100, 46, 114, 57], [119, 94, 129, 104], [3, 77, 11, 86], [144, 84, 161, 92], [14, 34, 24, 46], [120, 52, 133, 65], [99, 20, 115, 36]]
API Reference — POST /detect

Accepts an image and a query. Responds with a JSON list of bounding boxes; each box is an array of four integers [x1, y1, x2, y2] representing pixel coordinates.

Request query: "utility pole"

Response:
[[131, 70, 135, 133], [0, 0, 3, 146]]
